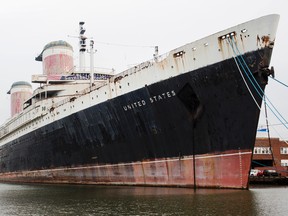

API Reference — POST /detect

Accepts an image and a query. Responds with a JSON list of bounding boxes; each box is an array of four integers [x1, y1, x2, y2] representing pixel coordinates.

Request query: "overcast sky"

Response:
[[0, 0, 287, 139]]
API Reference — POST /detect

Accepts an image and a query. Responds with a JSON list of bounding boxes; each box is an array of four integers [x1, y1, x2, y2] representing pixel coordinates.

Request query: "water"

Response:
[[0, 183, 287, 216]]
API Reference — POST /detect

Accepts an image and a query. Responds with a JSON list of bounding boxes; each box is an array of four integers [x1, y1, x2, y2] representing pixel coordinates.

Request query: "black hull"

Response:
[[0, 48, 269, 174]]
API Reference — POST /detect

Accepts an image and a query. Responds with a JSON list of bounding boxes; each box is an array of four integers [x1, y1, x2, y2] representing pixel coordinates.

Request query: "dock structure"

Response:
[[249, 176, 288, 185]]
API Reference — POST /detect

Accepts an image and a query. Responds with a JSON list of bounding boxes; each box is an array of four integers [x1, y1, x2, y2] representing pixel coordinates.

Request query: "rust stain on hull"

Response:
[[0, 150, 252, 189]]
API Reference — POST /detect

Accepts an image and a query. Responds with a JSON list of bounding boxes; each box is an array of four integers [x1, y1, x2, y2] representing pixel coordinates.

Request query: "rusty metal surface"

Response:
[[0, 149, 252, 189]]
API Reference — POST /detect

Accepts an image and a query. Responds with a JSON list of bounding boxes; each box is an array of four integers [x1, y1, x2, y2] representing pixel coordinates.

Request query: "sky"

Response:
[[0, 0, 287, 139]]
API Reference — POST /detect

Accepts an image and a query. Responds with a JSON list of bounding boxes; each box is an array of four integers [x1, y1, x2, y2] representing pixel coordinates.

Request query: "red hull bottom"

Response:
[[0, 150, 252, 189]]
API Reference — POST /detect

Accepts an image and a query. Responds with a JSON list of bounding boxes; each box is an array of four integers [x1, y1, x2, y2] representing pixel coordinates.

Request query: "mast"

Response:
[[89, 40, 95, 88], [79, 22, 86, 72], [154, 46, 159, 62]]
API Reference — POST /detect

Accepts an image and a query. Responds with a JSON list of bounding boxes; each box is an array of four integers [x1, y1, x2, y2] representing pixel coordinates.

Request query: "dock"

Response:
[[249, 176, 288, 185]]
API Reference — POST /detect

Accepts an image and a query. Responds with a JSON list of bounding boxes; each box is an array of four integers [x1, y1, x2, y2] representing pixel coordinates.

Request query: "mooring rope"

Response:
[[270, 76, 288, 88], [229, 45, 262, 110], [227, 37, 288, 130]]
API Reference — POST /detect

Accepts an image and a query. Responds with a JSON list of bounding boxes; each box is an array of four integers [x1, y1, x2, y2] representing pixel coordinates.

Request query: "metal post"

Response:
[[90, 40, 95, 89], [192, 121, 196, 191]]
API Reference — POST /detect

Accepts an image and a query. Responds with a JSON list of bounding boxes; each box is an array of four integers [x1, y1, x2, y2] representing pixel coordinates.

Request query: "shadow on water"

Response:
[[0, 183, 287, 216]]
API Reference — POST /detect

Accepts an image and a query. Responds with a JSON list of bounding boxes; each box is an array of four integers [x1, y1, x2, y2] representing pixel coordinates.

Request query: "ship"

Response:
[[0, 14, 280, 189]]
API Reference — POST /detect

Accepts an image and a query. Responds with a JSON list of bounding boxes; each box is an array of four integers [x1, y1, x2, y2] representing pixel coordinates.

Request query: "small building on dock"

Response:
[[252, 137, 288, 176]]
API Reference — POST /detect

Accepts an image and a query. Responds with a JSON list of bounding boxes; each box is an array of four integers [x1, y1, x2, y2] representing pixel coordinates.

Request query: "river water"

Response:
[[0, 183, 287, 216]]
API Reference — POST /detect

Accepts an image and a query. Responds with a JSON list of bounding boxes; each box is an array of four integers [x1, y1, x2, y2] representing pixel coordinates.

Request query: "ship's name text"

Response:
[[123, 90, 176, 111]]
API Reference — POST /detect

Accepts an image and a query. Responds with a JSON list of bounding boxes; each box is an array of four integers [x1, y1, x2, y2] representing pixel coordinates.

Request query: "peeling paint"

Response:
[[0, 150, 252, 189]]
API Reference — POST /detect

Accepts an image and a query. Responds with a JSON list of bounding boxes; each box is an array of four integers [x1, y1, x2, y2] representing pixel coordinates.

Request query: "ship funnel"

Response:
[[35, 40, 74, 76], [7, 81, 33, 117]]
